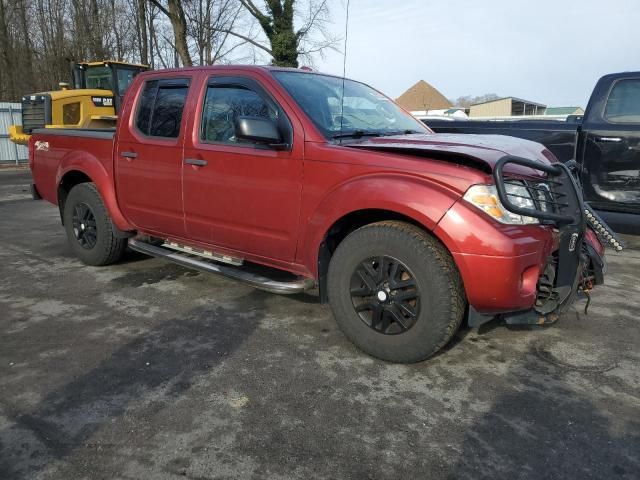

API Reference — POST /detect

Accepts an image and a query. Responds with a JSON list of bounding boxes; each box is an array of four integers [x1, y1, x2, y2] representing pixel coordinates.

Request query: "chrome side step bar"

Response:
[[128, 238, 315, 295], [162, 240, 243, 266]]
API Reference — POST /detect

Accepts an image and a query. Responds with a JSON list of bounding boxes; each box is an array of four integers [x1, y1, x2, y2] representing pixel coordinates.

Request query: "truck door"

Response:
[[115, 76, 191, 237], [579, 75, 640, 213], [181, 74, 303, 262]]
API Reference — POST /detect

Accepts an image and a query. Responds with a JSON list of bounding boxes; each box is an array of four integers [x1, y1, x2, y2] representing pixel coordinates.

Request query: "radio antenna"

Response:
[[338, 0, 351, 140]]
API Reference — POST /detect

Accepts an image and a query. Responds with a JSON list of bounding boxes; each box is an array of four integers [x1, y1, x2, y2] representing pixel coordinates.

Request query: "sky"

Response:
[[310, 0, 640, 108]]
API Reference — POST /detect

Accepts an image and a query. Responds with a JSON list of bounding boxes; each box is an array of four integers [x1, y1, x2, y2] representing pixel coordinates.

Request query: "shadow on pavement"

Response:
[[444, 350, 640, 480], [0, 291, 265, 480]]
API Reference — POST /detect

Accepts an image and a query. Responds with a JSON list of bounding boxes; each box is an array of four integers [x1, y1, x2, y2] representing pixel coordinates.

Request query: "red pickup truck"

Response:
[[28, 66, 613, 362]]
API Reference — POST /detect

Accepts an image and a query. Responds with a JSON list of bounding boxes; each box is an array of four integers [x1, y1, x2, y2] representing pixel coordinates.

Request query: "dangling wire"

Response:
[[338, 0, 351, 141], [583, 289, 591, 315]]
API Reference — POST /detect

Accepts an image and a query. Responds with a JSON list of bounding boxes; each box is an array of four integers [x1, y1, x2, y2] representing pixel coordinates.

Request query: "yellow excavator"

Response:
[[9, 61, 149, 145]]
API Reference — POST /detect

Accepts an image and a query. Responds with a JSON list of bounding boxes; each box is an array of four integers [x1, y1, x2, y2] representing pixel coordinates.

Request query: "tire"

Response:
[[63, 183, 127, 266], [327, 221, 465, 363]]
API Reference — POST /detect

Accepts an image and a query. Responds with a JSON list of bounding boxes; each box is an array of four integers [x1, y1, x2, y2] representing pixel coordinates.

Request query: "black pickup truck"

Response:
[[423, 72, 640, 233]]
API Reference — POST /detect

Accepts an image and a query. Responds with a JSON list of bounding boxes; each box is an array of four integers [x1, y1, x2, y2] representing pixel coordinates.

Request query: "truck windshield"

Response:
[[85, 66, 113, 91], [273, 71, 429, 139]]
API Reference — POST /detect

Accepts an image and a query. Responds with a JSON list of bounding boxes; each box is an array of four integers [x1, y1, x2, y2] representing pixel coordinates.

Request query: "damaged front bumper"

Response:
[[471, 156, 621, 327]]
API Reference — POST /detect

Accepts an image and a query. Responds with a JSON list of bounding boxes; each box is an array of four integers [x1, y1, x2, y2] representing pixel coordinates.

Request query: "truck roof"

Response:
[[136, 65, 349, 82], [79, 60, 150, 69]]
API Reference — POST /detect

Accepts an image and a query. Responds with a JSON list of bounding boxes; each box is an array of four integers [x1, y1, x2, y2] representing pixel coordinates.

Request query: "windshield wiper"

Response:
[[330, 130, 387, 140], [331, 129, 422, 140], [382, 129, 420, 136]]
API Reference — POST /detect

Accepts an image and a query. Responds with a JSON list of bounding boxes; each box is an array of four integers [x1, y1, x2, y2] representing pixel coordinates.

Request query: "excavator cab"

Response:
[[9, 61, 148, 145]]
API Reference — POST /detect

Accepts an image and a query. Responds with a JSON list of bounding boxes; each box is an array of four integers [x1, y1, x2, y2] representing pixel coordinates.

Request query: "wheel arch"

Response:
[[315, 208, 458, 304], [56, 153, 133, 232], [57, 170, 92, 223], [301, 174, 462, 301]]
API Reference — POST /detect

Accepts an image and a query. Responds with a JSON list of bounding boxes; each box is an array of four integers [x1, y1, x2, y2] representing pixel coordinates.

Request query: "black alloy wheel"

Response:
[[327, 221, 466, 363], [71, 202, 98, 249], [350, 256, 420, 335], [63, 182, 127, 266]]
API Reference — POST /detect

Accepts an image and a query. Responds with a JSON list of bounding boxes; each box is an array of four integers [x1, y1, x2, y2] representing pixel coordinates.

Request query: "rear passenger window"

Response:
[[604, 79, 640, 124], [136, 81, 157, 134], [135, 79, 189, 138], [149, 86, 189, 137]]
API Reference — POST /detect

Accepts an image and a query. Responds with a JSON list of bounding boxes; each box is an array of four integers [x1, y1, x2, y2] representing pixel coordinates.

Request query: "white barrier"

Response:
[[0, 103, 28, 165]]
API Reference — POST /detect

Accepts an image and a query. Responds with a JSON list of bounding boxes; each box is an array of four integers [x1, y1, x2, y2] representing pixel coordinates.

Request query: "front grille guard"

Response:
[[494, 155, 587, 309], [481, 156, 623, 326], [493, 155, 584, 226], [493, 155, 623, 251]]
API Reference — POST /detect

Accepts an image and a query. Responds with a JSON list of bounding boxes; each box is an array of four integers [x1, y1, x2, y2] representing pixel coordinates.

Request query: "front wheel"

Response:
[[63, 183, 127, 266], [327, 221, 465, 363]]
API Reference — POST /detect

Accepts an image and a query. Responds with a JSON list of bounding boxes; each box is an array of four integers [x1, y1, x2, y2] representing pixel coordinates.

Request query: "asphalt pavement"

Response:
[[0, 169, 638, 479]]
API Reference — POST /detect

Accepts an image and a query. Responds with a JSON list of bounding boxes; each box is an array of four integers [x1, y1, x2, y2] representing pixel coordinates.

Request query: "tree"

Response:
[[0, 0, 17, 99], [148, 0, 193, 66], [70, 0, 108, 60], [185, 0, 247, 65], [16, 0, 35, 93], [235, 0, 335, 67], [137, 0, 149, 65], [0, 0, 334, 101]]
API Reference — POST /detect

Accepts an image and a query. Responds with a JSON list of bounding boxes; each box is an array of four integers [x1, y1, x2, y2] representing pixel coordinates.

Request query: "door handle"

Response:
[[120, 151, 138, 158], [595, 136, 622, 143], [185, 158, 208, 167]]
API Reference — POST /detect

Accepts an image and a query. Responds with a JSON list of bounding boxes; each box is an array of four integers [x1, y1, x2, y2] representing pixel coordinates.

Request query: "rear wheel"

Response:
[[327, 221, 465, 363], [63, 183, 126, 266]]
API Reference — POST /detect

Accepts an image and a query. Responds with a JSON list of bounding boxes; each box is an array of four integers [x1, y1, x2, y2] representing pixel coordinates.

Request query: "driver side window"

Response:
[[201, 85, 278, 144], [604, 79, 640, 124]]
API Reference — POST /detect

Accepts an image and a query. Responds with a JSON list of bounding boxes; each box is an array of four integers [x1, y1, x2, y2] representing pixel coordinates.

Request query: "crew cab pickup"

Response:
[[28, 66, 616, 363], [424, 72, 640, 234]]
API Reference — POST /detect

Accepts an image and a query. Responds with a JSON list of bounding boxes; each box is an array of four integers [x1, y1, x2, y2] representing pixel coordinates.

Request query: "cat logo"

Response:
[[91, 96, 114, 107], [34, 141, 49, 152]]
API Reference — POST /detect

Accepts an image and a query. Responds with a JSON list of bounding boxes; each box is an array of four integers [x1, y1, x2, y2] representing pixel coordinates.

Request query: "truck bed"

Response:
[[32, 127, 116, 139], [30, 128, 115, 205]]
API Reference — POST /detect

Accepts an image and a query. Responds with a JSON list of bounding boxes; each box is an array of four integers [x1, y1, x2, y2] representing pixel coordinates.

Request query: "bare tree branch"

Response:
[[211, 27, 272, 55], [147, 0, 169, 17]]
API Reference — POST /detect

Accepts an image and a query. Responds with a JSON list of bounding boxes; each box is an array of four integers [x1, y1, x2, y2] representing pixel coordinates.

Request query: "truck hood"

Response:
[[345, 133, 557, 176]]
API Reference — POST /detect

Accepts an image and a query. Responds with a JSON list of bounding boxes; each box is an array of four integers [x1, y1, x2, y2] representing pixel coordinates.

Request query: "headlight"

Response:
[[463, 183, 539, 225]]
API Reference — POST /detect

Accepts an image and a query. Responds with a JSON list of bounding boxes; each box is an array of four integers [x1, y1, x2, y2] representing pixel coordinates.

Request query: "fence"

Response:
[[0, 102, 28, 165]]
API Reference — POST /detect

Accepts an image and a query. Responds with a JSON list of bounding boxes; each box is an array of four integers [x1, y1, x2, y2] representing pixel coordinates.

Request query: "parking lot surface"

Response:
[[0, 169, 639, 479]]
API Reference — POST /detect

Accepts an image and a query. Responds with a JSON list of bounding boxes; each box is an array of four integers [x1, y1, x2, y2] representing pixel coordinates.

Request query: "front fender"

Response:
[[56, 151, 133, 232], [300, 173, 461, 275]]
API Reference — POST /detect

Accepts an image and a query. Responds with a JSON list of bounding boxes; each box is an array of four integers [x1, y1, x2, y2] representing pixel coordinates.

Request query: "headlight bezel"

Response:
[[463, 182, 540, 225]]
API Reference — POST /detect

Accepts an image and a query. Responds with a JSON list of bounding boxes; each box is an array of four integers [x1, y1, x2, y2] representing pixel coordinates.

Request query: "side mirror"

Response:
[[235, 116, 286, 148]]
